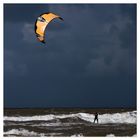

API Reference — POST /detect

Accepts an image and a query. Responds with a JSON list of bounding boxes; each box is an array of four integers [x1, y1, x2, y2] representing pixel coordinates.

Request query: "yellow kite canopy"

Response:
[[35, 12, 63, 44]]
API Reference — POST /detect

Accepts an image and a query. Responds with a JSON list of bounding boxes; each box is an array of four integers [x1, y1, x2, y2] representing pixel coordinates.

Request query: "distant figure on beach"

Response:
[[94, 112, 98, 123]]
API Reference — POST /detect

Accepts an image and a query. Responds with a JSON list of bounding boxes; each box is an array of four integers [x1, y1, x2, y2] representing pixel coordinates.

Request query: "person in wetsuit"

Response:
[[94, 112, 98, 123]]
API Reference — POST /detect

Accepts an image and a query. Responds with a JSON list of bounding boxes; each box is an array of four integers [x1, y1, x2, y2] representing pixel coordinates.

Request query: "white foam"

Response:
[[132, 134, 137, 137], [4, 128, 45, 136], [31, 122, 78, 127], [106, 133, 115, 137], [4, 114, 55, 122], [4, 111, 136, 124], [4, 128, 63, 136], [78, 111, 136, 124], [4, 114, 76, 122], [71, 133, 83, 137]]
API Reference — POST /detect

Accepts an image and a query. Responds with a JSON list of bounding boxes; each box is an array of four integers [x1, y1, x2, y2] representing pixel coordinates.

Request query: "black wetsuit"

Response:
[[94, 113, 98, 123]]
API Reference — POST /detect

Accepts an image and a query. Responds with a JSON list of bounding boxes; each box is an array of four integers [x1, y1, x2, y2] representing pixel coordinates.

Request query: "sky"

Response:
[[4, 4, 136, 108]]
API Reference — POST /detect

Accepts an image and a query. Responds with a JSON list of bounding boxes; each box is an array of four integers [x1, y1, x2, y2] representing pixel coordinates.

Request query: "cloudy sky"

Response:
[[4, 4, 136, 108]]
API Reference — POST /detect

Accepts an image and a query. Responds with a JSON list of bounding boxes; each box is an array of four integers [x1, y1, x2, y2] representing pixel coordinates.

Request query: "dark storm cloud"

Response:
[[4, 4, 136, 108], [46, 4, 136, 77], [4, 4, 68, 33], [4, 4, 50, 22]]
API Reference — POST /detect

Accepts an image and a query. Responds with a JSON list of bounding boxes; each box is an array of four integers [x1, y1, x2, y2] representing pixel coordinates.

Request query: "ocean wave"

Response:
[[4, 128, 63, 137], [106, 133, 137, 137], [4, 111, 136, 124], [78, 111, 136, 124], [71, 133, 83, 137], [106, 133, 115, 137], [4, 128, 45, 136], [132, 134, 137, 137], [4, 114, 75, 122]]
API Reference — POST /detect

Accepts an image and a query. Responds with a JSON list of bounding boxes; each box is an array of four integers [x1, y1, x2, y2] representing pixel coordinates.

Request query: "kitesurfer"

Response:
[[94, 112, 98, 123]]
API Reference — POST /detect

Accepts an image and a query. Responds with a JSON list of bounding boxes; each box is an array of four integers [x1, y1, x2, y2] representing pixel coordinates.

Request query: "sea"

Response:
[[4, 108, 137, 137]]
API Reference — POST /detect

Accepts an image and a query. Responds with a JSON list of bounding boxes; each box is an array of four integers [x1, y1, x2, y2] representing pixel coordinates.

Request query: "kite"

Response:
[[35, 12, 63, 44]]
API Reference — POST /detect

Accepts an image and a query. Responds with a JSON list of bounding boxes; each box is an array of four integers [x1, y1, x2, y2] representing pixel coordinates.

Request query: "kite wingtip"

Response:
[[59, 17, 64, 21], [41, 40, 46, 44]]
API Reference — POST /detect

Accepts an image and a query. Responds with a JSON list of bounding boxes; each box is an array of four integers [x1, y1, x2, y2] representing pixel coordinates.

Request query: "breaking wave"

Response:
[[4, 128, 63, 137], [4, 111, 136, 124]]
